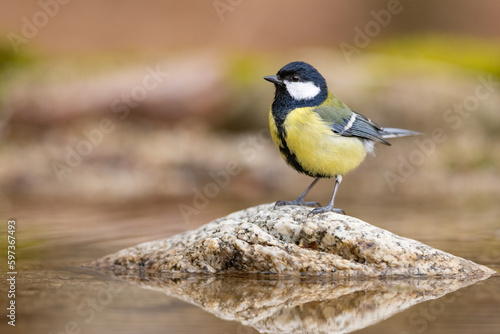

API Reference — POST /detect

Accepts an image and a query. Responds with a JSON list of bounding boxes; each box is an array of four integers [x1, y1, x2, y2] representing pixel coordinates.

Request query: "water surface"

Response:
[[0, 198, 498, 334]]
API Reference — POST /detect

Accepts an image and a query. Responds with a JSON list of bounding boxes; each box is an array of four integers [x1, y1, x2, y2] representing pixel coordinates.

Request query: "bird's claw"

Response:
[[307, 206, 345, 216], [274, 199, 321, 209]]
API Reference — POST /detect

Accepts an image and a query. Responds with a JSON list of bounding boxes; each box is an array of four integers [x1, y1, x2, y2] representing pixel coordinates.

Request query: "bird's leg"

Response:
[[275, 178, 321, 208], [308, 175, 345, 215]]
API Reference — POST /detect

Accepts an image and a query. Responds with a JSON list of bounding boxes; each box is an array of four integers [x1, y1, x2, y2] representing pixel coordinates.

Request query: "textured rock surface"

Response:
[[93, 203, 495, 277], [101, 274, 489, 334]]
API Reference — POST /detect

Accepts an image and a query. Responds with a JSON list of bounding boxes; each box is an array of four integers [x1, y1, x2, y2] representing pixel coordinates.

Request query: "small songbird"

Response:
[[264, 61, 419, 215]]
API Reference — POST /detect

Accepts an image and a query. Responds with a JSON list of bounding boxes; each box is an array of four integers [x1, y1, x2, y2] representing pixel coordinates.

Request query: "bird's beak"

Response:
[[264, 75, 284, 86]]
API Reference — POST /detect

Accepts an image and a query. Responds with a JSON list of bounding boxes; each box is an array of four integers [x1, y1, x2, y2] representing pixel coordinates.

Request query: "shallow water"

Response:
[[0, 198, 499, 334]]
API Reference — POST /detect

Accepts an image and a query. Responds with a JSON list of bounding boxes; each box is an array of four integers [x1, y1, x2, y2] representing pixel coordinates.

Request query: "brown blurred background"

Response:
[[0, 0, 499, 218], [1, 2, 500, 334]]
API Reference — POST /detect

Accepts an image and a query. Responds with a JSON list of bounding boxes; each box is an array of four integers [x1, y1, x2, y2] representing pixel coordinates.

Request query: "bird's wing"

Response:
[[313, 94, 391, 145], [331, 110, 391, 145]]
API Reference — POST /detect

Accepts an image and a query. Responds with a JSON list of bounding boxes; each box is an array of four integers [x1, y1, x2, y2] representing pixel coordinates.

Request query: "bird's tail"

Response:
[[381, 127, 421, 139]]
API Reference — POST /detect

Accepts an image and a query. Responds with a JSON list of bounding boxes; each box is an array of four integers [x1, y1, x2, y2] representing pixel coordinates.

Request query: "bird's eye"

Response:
[[291, 75, 300, 82]]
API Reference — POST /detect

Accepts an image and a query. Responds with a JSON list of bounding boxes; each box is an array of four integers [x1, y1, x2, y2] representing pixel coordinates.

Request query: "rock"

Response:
[[93, 203, 495, 277], [101, 274, 489, 334]]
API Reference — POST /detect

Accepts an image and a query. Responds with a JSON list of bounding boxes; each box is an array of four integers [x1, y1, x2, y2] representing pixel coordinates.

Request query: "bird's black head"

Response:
[[264, 61, 328, 111]]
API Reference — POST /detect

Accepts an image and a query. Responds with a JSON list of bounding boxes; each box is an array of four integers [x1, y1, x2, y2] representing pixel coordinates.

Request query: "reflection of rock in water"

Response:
[[94, 203, 495, 277], [107, 274, 490, 334], [92, 202, 495, 333]]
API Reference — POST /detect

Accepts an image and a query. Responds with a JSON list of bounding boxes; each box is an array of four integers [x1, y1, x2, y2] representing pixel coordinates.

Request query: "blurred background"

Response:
[[1, 0, 500, 213], [0, 1, 499, 333], [1, 0, 500, 214]]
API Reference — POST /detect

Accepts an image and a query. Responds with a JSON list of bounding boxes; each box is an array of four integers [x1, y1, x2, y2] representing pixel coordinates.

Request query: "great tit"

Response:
[[264, 61, 419, 215]]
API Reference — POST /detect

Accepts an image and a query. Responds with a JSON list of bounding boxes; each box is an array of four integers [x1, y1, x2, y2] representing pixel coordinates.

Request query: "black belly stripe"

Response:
[[271, 105, 330, 179], [278, 132, 306, 174], [277, 132, 328, 178]]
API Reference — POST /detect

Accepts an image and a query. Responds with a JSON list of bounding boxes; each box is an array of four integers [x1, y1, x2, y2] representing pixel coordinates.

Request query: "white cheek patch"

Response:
[[284, 80, 321, 101]]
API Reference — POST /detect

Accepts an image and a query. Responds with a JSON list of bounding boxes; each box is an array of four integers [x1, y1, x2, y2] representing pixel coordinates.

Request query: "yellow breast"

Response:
[[269, 107, 367, 177]]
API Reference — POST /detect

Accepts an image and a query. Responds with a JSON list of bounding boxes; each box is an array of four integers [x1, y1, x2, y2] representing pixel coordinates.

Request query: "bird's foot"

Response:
[[275, 199, 321, 209], [307, 205, 345, 216]]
